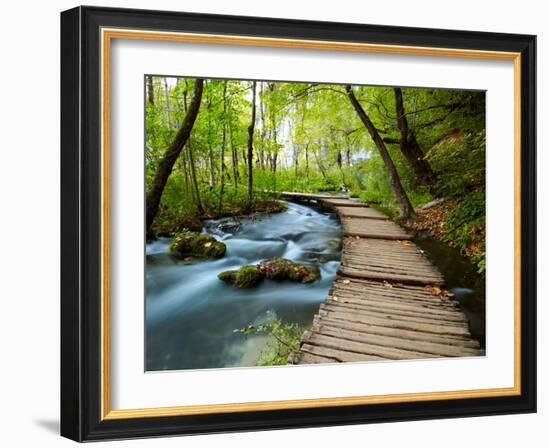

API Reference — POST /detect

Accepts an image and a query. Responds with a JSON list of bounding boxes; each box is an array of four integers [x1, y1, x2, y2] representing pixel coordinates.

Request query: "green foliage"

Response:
[[147, 75, 486, 271], [443, 188, 486, 273], [235, 311, 304, 366], [427, 131, 486, 198]]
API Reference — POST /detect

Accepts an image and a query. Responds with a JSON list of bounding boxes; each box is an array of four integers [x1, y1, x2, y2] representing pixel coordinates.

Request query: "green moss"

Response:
[[218, 270, 238, 284], [170, 231, 197, 254], [219, 258, 320, 288], [170, 231, 226, 259], [235, 265, 262, 288], [302, 265, 321, 283], [259, 257, 292, 280], [259, 257, 321, 283], [288, 263, 321, 283], [190, 235, 226, 258]]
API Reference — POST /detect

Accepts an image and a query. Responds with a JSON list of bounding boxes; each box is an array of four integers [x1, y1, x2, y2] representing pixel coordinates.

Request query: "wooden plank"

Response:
[[320, 303, 469, 328], [330, 288, 460, 310], [288, 351, 337, 364], [305, 332, 437, 360], [326, 295, 468, 321], [278, 191, 348, 200], [324, 300, 467, 324], [342, 217, 413, 240], [300, 344, 386, 363], [340, 258, 443, 280], [335, 278, 451, 297], [314, 316, 480, 348], [321, 198, 369, 208], [339, 266, 445, 285], [313, 323, 481, 357], [335, 206, 387, 220], [318, 308, 472, 337]]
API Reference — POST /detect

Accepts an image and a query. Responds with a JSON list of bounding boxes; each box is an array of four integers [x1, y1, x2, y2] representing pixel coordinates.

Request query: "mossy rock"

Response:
[[190, 235, 226, 258], [170, 231, 226, 259], [219, 257, 320, 288], [302, 265, 321, 283], [259, 257, 321, 284], [218, 269, 238, 284], [235, 265, 262, 288], [259, 257, 293, 280]]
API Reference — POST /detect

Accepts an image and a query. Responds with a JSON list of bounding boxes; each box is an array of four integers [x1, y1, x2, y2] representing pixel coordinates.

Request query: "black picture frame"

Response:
[[61, 5, 536, 442]]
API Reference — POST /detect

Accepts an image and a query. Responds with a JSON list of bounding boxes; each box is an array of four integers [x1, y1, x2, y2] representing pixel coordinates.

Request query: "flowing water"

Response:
[[145, 202, 342, 371], [413, 235, 486, 349], [145, 201, 486, 372]]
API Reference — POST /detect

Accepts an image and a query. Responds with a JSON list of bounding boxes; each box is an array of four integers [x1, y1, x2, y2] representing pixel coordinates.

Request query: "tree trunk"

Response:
[[163, 77, 172, 129], [146, 76, 154, 105], [258, 82, 265, 169], [393, 88, 436, 188], [218, 82, 228, 215], [294, 146, 299, 177], [247, 81, 257, 209], [346, 85, 416, 219], [181, 151, 189, 193], [314, 148, 327, 180], [145, 79, 204, 235], [230, 123, 239, 188], [180, 80, 190, 195], [188, 140, 203, 214], [305, 143, 309, 179]]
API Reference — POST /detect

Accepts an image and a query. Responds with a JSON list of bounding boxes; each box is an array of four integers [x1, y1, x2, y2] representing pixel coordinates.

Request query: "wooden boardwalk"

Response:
[[282, 192, 482, 365]]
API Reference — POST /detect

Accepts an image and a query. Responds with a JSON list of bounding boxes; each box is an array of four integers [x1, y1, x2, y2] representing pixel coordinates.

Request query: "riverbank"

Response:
[[151, 199, 287, 238], [400, 198, 486, 274]]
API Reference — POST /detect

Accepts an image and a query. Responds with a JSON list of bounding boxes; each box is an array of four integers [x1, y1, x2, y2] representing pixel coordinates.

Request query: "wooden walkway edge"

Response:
[[281, 192, 483, 365]]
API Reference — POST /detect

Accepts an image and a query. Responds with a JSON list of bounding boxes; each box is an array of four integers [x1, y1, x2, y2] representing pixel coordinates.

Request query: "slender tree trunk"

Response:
[[180, 80, 190, 195], [208, 144, 215, 188], [230, 124, 239, 188], [146, 76, 154, 105], [187, 140, 203, 214], [346, 85, 416, 219], [258, 82, 265, 169], [394, 88, 436, 188], [181, 151, 189, 193], [206, 85, 215, 189], [218, 82, 228, 215], [146, 79, 204, 235], [163, 77, 172, 129], [314, 148, 327, 180], [247, 81, 257, 209], [294, 146, 299, 177], [305, 143, 309, 179], [271, 121, 278, 173]]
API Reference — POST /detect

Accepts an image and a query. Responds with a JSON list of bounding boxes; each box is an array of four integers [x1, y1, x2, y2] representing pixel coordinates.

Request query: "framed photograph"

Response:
[[60, 6, 536, 442]]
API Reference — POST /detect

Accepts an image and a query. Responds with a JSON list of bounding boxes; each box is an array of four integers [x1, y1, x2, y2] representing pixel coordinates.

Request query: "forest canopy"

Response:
[[145, 76, 486, 272]]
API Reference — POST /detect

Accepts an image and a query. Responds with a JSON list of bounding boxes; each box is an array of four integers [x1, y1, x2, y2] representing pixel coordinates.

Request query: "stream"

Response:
[[145, 201, 485, 372], [145, 202, 342, 371]]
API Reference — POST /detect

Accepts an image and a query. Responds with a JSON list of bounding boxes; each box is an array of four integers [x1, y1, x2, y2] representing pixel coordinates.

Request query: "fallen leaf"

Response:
[[383, 281, 393, 288], [425, 285, 442, 295], [342, 279, 351, 284]]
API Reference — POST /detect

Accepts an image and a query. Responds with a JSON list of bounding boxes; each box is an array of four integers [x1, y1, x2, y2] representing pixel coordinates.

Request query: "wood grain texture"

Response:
[[290, 197, 482, 364]]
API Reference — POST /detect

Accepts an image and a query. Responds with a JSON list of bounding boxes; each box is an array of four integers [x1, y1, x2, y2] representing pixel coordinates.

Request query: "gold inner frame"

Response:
[[100, 28, 522, 420]]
